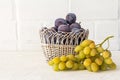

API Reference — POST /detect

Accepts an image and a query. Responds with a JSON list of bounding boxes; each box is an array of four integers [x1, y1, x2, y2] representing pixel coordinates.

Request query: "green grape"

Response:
[[86, 65, 92, 72], [83, 58, 92, 67], [60, 55, 67, 62], [48, 60, 54, 66], [79, 51, 86, 60], [102, 50, 110, 58], [91, 63, 99, 72], [75, 55, 81, 62], [74, 45, 83, 53], [52, 57, 60, 64], [90, 48, 97, 57], [89, 42, 96, 49], [80, 40, 93, 47], [66, 54, 75, 61], [79, 63, 86, 70], [72, 63, 79, 70], [53, 64, 59, 71], [108, 62, 116, 70], [66, 60, 74, 69], [58, 62, 66, 70], [100, 62, 108, 71], [97, 46, 104, 53], [83, 47, 91, 55], [107, 50, 112, 57], [73, 57, 79, 62], [95, 58, 103, 65], [104, 57, 113, 64]]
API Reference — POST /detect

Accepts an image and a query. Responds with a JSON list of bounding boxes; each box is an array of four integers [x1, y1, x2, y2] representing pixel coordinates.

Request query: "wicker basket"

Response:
[[40, 28, 89, 61]]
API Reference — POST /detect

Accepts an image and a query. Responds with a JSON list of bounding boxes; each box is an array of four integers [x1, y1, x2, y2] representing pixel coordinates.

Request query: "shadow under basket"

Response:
[[40, 28, 89, 61]]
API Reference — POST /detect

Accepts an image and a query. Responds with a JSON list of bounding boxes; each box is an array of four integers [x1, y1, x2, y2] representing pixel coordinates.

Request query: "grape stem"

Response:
[[97, 36, 114, 48]]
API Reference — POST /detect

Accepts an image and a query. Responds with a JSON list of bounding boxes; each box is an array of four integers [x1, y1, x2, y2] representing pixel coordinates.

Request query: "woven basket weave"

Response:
[[40, 28, 89, 61]]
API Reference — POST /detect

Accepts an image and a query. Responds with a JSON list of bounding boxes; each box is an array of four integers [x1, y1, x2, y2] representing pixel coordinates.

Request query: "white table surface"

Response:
[[0, 51, 120, 80]]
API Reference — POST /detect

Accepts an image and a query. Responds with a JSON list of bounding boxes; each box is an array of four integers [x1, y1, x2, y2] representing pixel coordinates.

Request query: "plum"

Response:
[[66, 13, 76, 25], [70, 22, 81, 31], [55, 18, 67, 28], [71, 28, 80, 33], [58, 24, 70, 32]]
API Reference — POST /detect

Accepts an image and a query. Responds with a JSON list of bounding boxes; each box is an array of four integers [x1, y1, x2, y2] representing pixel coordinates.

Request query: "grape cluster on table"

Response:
[[48, 39, 116, 72]]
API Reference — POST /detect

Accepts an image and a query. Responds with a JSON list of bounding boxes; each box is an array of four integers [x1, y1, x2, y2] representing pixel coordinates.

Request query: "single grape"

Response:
[[97, 46, 104, 53], [86, 65, 92, 72], [83, 47, 91, 55], [52, 57, 60, 64], [66, 13, 76, 25], [66, 60, 74, 69], [90, 48, 97, 57], [104, 57, 113, 64], [108, 62, 116, 70], [60, 55, 67, 62], [75, 55, 81, 62], [79, 63, 86, 70], [53, 64, 59, 71], [89, 42, 96, 49], [48, 60, 54, 66], [100, 62, 108, 71], [72, 63, 79, 70], [107, 50, 112, 57], [74, 45, 83, 53], [102, 50, 110, 58], [66, 54, 75, 61], [83, 58, 92, 67], [55, 18, 67, 28], [95, 58, 103, 65], [58, 62, 66, 70], [80, 40, 93, 47], [91, 63, 99, 72], [79, 51, 86, 60]]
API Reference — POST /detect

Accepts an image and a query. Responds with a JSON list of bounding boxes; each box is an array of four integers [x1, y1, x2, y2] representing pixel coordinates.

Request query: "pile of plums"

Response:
[[40, 13, 86, 45], [54, 13, 82, 33]]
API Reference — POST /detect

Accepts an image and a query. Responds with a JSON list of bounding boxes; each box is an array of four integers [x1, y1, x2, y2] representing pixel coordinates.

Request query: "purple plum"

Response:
[[70, 22, 81, 31], [55, 18, 67, 28], [58, 24, 70, 32], [66, 13, 76, 25]]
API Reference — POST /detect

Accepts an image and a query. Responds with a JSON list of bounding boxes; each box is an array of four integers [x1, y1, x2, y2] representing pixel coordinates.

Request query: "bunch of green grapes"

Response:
[[48, 36, 116, 72], [74, 36, 116, 72], [48, 54, 82, 71]]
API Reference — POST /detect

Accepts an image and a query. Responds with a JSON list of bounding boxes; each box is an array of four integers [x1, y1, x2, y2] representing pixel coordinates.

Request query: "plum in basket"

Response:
[[70, 22, 81, 31], [58, 24, 70, 32], [55, 18, 67, 29], [66, 13, 76, 25]]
